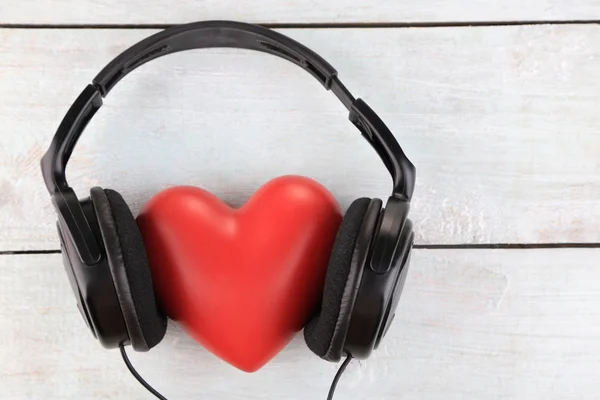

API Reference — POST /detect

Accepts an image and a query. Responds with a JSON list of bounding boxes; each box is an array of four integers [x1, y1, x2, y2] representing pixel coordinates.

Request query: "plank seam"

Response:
[[414, 243, 600, 249], [1, 243, 600, 255], [1, 20, 599, 30], [0, 250, 62, 255]]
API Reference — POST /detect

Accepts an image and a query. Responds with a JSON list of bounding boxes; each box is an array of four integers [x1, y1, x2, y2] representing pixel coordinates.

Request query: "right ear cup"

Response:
[[90, 187, 167, 351], [304, 197, 381, 362]]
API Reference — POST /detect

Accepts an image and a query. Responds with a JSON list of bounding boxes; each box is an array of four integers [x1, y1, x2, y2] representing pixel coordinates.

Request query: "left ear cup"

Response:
[[304, 197, 381, 362], [90, 187, 167, 351]]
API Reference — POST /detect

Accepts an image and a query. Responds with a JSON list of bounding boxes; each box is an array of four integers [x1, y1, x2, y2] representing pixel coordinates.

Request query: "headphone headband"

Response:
[[93, 20, 341, 98], [41, 21, 417, 265], [42, 21, 415, 201]]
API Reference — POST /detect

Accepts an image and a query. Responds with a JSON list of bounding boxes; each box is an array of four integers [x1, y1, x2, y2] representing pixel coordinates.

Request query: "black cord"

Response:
[[120, 345, 168, 400], [327, 356, 353, 400], [120, 344, 351, 400]]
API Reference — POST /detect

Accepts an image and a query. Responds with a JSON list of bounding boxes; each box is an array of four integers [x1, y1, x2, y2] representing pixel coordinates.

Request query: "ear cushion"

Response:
[[91, 187, 167, 351], [304, 197, 373, 361]]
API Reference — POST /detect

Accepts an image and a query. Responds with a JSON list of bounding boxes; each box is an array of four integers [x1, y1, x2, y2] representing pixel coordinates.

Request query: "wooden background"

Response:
[[1, 3, 599, 399]]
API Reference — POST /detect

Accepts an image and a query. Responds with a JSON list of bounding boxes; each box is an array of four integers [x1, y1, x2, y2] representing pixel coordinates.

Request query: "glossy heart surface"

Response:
[[137, 176, 342, 372]]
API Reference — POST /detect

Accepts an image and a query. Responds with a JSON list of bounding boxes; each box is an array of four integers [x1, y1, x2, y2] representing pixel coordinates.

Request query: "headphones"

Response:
[[41, 20, 416, 396]]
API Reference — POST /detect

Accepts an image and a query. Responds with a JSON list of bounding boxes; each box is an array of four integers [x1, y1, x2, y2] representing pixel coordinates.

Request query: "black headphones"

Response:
[[41, 20, 416, 398]]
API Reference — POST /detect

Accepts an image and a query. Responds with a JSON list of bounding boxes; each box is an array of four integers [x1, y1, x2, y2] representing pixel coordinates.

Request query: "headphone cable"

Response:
[[121, 344, 352, 400], [327, 356, 353, 400], [120, 345, 168, 400]]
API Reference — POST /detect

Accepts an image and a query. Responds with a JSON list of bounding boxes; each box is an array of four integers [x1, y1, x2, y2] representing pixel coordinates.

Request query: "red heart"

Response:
[[137, 176, 342, 372]]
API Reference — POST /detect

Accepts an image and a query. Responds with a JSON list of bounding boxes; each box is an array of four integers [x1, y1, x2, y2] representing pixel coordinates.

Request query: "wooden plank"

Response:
[[1, 26, 600, 250], [1, 249, 599, 399], [2, 1, 600, 25]]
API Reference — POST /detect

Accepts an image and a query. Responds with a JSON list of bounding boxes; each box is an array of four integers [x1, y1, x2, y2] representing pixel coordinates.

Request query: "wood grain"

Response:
[[1, 250, 599, 399], [1, 0, 600, 25], [1, 26, 600, 250]]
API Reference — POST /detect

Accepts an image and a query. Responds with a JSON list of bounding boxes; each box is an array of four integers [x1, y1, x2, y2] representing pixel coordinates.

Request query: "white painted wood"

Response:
[[1, 250, 599, 399], [1, 26, 600, 250], [2, 0, 600, 24]]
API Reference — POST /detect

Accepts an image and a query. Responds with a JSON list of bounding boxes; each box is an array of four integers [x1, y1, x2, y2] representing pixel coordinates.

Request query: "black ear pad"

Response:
[[90, 187, 167, 351], [304, 197, 379, 362]]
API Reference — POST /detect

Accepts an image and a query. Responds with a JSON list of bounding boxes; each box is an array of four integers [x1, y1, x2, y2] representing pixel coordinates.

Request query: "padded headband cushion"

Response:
[[91, 188, 167, 351], [304, 197, 372, 361]]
